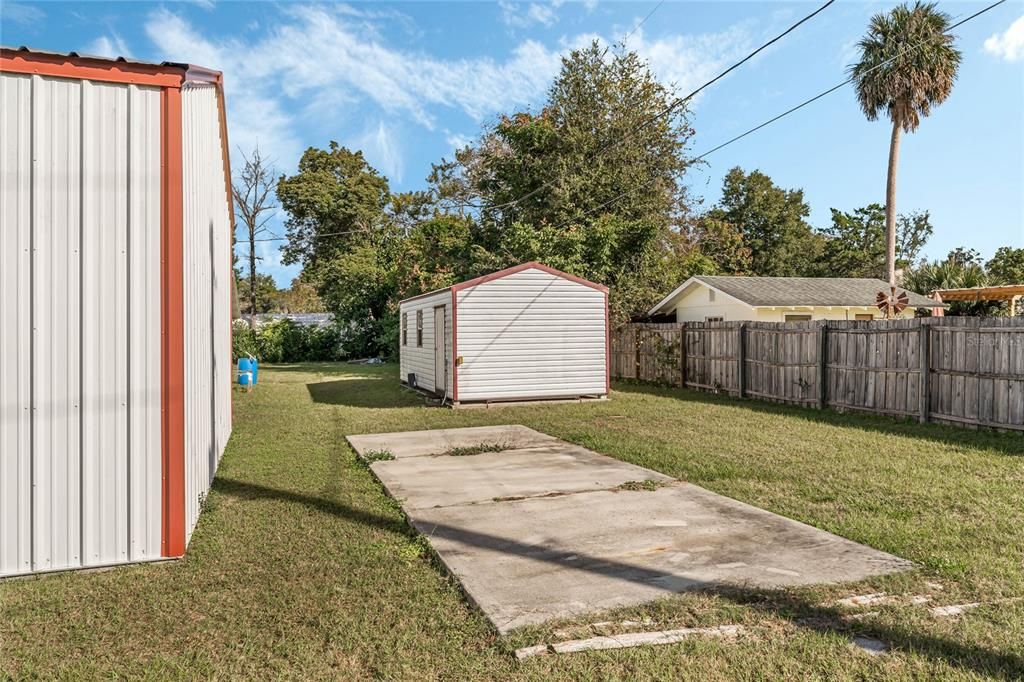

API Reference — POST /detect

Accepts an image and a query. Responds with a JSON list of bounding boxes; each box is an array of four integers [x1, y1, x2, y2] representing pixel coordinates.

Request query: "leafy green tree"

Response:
[[705, 168, 821, 276], [277, 277, 325, 313], [817, 203, 932, 277], [234, 272, 280, 314], [278, 142, 391, 271], [277, 143, 396, 356], [849, 1, 961, 287], [463, 43, 693, 231], [689, 217, 752, 274], [986, 247, 1024, 285]]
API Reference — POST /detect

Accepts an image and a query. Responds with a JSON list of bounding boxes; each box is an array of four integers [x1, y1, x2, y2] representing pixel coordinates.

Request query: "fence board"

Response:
[[611, 317, 1024, 431]]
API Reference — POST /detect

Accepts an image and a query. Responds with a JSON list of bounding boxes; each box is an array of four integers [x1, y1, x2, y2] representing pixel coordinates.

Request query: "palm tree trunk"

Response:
[[885, 119, 901, 290]]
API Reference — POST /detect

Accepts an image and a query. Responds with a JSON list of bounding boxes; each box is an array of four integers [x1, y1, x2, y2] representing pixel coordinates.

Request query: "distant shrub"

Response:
[[232, 319, 347, 363]]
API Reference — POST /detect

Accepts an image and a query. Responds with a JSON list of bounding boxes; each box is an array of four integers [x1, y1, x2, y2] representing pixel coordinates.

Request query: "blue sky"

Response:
[[4, 0, 1022, 286]]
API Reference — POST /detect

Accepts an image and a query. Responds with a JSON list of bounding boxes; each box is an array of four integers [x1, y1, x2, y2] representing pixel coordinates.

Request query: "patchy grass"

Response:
[[443, 441, 513, 457], [2, 362, 1023, 679], [616, 479, 673, 492]]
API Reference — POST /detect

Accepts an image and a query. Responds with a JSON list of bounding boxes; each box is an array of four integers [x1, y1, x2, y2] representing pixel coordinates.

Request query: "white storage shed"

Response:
[[399, 262, 609, 405], [0, 47, 233, 577]]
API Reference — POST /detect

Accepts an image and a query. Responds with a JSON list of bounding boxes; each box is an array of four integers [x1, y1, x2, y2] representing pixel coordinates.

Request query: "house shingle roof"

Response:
[[693, 276, 937, 308]]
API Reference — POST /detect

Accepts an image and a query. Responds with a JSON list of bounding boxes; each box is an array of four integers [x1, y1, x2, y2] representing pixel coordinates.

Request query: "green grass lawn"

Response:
[[3, 362, 1023, 679]]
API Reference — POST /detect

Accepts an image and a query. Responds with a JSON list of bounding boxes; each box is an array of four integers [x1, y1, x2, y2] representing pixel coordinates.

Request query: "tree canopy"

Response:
[[702, 168, 821, 276]]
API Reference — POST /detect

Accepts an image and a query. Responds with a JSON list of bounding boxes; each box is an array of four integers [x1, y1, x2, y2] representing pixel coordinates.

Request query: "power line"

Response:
[[546, 0, 1007, 231], [621, 0, 665, 43], [485, 0, 836, 213], [239, 0, 1004, 246]]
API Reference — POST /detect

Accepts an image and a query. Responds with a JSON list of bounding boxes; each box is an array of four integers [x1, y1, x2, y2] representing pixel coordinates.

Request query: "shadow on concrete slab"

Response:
[[214, 476, 1023, 677]]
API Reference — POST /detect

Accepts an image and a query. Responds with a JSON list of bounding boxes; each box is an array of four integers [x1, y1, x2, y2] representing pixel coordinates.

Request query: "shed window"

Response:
[[785, 314, 812, 321], [854, 313, 875, 321], [401, 312, 408, 346], [708, 289, 716, 302], [416, 310, 423, 347], [705, 316, 724, 323]]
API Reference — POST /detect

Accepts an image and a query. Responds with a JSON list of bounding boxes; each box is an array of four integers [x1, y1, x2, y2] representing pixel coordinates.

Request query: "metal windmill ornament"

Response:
[[876, 286, 910, 318]]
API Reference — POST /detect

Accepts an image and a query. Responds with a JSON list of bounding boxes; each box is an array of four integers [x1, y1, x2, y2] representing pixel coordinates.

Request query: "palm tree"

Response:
[[849, 1, 961, 292]]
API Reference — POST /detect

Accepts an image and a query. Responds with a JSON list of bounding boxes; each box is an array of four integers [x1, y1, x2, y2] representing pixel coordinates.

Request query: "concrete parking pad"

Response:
[[346, 425, 915, 634], [412, 483, 914, 632]]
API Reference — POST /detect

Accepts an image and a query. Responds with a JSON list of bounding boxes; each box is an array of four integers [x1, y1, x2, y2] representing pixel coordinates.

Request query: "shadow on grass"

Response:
[[613, 381, 1024, 457], [305, 378, 424, 408], [215, 475, 1023, 676], [256, 362, 393, 375]]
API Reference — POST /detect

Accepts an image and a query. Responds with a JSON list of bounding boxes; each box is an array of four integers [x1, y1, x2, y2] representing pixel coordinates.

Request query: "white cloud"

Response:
[[838, 36, 860, 66], [445, 131, 474, 151], [4, 2, 45, 25], [499, 0, 559, 29], [143, 5, 752, 184], [621, 26, 753, 105], [984, 15, 1024, 62], [354, 121, 404, 182], [188, 0, 216, 10], [84, 33, 131, 59]]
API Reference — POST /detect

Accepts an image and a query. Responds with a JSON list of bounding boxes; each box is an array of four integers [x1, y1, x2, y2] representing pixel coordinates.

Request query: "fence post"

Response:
[[680, 323, 688, 388], [737, 323, 746, 398], [633, 327, 641, 380], [919, 322, 930, 423], [818, 322, 828, 410]]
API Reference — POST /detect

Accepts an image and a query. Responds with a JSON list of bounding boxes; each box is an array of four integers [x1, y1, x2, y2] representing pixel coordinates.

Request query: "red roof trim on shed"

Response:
[[451, 261, 609, 293], [399, 262, 608, 304]]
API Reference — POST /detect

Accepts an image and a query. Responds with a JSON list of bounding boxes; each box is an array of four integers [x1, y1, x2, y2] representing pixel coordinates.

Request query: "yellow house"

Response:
[[648, 276, 938, 322]]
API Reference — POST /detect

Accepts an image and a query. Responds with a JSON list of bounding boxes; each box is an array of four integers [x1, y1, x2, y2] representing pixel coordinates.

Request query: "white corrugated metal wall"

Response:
[[399, 290, 453, 396], [181, 83, 233, 541], [0, 73, 162, 577], [456, 268, 607, 402]]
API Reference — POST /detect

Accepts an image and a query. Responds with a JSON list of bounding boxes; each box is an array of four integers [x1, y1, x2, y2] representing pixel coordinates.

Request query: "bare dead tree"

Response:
[[232, 147, 277, 328]]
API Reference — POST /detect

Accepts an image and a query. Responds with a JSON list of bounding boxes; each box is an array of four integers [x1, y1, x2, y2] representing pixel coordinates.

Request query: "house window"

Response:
[[785, 314, 812, 321], [705, 316, 724, 323], [416, 310, 423, 347], [855, 313, 875, 321], [401, 312, 408, 346]]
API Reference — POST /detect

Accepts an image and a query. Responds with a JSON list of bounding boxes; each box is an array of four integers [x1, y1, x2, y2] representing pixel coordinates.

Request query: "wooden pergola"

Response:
[[931, 284, 1024, 317]]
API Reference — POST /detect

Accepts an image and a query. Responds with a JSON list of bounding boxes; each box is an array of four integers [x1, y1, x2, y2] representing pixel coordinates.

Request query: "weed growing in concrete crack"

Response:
[[362, 449, 396, 463], [443, 441, 513, 457], [616, 479, 670, 492]]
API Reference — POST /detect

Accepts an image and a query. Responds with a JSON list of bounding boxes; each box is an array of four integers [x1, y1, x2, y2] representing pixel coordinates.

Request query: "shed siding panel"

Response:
[[0, 74, 163, 576], [181, 83, 233, 543], [399, 290, 451, 395], [456, 269, 607, 401], [1, 73, 34, 576]]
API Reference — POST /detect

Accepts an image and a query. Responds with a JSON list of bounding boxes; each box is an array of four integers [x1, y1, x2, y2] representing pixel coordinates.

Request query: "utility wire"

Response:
[[240, 0, 1003, 245], [484, 0, 836, 213], [546, 0, 1007, 231], [621, 0, 666, 42]]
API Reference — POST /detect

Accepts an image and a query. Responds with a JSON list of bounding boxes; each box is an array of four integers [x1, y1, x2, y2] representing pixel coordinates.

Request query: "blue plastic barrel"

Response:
[[251, 359, 259, 385], [238, 358, 254, 386]]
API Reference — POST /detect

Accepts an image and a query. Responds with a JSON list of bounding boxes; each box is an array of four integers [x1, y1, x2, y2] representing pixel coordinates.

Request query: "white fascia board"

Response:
[[648, 277, 754, 315]]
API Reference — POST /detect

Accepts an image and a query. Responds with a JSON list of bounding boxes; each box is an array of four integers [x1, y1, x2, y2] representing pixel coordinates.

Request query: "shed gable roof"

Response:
[[400, 262, 607, 304], [650, 276, 937, 314]]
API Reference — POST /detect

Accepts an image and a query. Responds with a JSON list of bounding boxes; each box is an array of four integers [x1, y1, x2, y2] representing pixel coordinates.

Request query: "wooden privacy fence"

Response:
[[611, 318, 1024, 431]]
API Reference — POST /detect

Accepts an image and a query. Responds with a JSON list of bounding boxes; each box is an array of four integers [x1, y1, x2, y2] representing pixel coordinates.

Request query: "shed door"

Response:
[[433, 305, 446, 394]]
